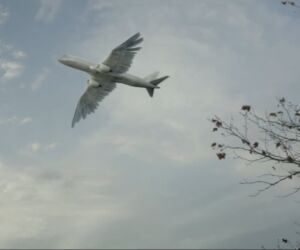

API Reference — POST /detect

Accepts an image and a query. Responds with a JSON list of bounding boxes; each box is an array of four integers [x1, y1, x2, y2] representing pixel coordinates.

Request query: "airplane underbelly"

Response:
[[112, 73, 150, 88]]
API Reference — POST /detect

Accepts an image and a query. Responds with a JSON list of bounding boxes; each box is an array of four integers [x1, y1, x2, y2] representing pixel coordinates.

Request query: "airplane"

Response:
[[58, 33, 169, 128]]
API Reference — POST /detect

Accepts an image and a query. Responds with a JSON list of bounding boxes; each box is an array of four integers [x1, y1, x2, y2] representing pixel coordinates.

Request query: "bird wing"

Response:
[[103, 32, 143, 73], [72, 80, 116, 128]]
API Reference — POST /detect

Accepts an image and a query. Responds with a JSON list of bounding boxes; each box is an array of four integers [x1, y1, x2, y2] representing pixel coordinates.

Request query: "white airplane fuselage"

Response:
[[58, 55, 158, 89]]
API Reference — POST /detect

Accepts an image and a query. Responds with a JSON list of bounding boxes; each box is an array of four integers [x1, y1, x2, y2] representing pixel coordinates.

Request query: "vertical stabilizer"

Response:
[[144, 73, 169, 97]]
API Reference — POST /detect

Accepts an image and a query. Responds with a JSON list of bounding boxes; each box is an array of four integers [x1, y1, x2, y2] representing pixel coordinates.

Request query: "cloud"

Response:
[[46, 142, 57, 150], [0, 159, 124, 248], [35, 0, 62, 23], [30, 142, 41, 153], [0, 61, 24, 80], [0, 40, 27, 60], [20, 141, 58, 156], [19, 117, 32, 125], [31, 68, 49, 91], [0, 116, 17, 125], [12, 50, 26, 60], [0, 116, 32, 126], [0, 40, 12, 54], [0, 4, 9, 25], [0, 40, 27, 81]]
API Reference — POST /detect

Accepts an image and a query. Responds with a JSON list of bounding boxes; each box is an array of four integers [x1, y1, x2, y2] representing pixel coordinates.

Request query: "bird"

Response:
[[58, 33, 169, 128]]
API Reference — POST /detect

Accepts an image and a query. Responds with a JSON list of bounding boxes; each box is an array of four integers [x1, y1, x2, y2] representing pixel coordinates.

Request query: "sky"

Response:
[[1, 0, 300, 248]]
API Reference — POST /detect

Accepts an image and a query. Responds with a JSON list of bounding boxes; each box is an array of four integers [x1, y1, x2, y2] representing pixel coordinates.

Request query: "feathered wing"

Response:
[[103, 32, 143, 73], [72, 81, 116, 128]]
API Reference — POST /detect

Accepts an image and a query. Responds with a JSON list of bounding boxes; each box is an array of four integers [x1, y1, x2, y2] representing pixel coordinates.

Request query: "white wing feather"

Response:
[[103, 32, 143, 73], [72, 81, 116, 127]]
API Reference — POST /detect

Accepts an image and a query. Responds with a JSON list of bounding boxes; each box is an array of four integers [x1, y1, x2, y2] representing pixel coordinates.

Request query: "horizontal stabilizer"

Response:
[[151, 75, 169, 86]]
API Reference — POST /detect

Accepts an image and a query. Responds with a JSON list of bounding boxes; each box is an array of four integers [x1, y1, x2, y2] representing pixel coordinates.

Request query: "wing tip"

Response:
[[71, 118, 77, 128], [119, 32, 143, 49], [133, 32, 141, 38]]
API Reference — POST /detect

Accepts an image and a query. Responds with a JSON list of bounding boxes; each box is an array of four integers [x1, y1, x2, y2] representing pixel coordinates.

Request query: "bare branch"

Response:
[[211, 98, 300, 195]]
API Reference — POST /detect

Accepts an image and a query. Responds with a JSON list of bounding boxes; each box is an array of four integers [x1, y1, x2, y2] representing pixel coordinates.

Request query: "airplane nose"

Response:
[[58, 55, 69, 64], [58, 57, 65, 63]]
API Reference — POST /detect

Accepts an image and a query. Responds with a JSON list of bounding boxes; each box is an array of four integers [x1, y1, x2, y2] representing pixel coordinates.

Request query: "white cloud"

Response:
[[21, 141, 58, 156], [0, 43, 27, 81], [0, 159, 125, 248], [12, 50, 26, 60], [30, 142, 41, 153], [0, 116, 32, 126], [0, 40, 26, 60], [46, 142, 57, 150], [35, 0, 62, 23], [0, 40, 12, 54], [0, 61, 24, 80], [31, 68, 49, 91], [0, 4, 9, 25], [0, 116, 17, 125], [0, 41, 27, 79], [19, 117, 32, 125]]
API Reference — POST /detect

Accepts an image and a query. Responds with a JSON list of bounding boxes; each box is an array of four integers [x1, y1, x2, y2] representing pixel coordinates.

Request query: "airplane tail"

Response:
[[144, 72, 169, 97]]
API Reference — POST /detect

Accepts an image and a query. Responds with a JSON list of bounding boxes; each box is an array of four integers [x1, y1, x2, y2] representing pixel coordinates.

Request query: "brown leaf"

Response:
[[253, 142, 259, 148], [276, 142, 281, 148], [279, 97, 285, 103], [211, 142, 217, 147], [241, 105, 251, 112], [269, 112, 277, 117], [216, 121, 222, 128], [217, 152, 226, 160]]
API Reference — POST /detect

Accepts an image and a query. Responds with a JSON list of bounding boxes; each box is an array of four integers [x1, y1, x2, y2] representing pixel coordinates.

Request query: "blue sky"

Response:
[[1, 0, 300, 248]]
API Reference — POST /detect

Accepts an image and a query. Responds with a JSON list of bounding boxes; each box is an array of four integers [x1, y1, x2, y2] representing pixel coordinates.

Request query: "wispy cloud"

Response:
[[0, 40, 27, 81], [0, 4, 9, 25], [29, 142, 58, 153], [19, 117, 32, 125], [20, 141, 58, 156], [0, 61, 24, 80], [35, 0, 62, 23], [0, 40, 26, 59], [0, 116, 17, 125], [0, 116, 32, 126], [31, 68, 49, 91], [12, 50, 26, 60], [30, 142, 41, 153]]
